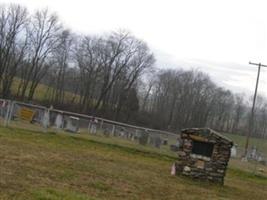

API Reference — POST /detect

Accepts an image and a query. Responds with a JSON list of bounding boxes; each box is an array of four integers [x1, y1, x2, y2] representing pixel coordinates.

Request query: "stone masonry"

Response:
[[175, 128, 233, 185]]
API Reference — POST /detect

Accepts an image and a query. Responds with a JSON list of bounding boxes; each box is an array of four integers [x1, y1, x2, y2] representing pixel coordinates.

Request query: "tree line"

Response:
[[0, 4, 266, 138]]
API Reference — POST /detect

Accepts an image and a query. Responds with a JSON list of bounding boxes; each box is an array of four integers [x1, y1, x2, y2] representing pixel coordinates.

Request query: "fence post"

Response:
[[4, 101, 15, 127], [61, 112, 65, 130], [88, 121, 91, 134], [7, 101, 15, 126], [133, 129, 138, 141], [42, 107, 51, 133], [100, 120, 103, 130], [4, 100, 11, 127], [112, 125, 115, 136]]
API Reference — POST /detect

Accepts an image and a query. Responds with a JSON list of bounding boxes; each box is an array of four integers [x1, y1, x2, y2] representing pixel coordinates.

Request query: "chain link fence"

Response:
[[0, 98, 180, 156], [1, 98, 266, 166]]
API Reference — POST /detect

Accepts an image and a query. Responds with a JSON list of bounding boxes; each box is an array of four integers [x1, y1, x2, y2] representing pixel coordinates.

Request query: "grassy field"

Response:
[[223, 132, 267, 156], [9, 78, 77, 103], [0, 126, 266, 200]]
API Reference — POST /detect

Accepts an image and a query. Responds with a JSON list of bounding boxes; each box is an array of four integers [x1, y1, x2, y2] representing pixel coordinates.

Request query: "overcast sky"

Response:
[[1, 0, 267, 96]]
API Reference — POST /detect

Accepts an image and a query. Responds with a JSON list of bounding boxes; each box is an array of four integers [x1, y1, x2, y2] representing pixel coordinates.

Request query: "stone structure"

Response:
[[175, 128, 233, 185]]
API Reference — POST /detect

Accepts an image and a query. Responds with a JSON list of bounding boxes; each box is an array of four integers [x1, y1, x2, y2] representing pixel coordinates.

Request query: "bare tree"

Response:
[[114, 37, 155, 119], [50, 29, 73, 104], [231, 94, 245, 133], [0, 4, 28, 98], [2, 3, 264, 136], [17, 8, 62, 100]]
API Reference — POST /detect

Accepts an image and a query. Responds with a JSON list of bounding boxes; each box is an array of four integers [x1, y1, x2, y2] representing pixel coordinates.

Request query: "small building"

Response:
[[175, 128, 233, 185]]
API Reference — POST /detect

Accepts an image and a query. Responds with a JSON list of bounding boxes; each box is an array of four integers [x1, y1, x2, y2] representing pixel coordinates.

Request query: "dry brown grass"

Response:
[[0, 126, 266, 200]]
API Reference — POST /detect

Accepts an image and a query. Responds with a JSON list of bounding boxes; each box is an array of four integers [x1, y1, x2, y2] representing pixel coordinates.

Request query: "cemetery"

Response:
[[0, 126, 267, 200], [0, 1, 267, 199], [0, 98, 267, 199]]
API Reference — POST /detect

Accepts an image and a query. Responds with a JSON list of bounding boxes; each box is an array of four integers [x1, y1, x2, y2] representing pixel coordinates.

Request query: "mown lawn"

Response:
[[0, 127, 266, 200]]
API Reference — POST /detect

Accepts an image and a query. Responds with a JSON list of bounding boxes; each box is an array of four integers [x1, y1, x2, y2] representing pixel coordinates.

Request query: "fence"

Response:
[[1, 98, 266, 165], [0, 98, 180, 156]]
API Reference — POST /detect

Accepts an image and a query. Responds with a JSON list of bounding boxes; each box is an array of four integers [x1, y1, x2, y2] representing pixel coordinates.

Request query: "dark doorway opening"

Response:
[[192, 140, 214, 157]]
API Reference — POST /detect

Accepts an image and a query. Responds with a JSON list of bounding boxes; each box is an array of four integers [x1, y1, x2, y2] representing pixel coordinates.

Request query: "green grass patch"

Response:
[[9, 77, 78, 103], [0, 126, 266, 200], [222, 132, 267, 155], [228, 168, 267, 184], [31, 188, 94, 200]]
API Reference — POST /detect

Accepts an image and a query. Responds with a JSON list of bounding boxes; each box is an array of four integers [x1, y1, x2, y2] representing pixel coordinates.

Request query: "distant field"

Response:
[[0, 126, 266, 200], [9, 78, 77, 103], [223, 132, 267, 156]]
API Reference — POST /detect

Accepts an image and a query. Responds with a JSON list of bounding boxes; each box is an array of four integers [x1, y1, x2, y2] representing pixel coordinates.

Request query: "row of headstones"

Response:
[[98, 125, 180, 149], [0, 101, 180, 150], [52, 114, 267, 161], [230, 145, 265, 162], [1, 102, 183, 151]]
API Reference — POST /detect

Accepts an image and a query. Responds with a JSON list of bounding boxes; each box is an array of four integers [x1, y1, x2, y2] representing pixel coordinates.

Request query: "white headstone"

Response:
[[55, 114, 63, 129], [231, 145, 237, 158], [66, 116, 79, 133], [42, 110, 50, 129], [171, 163, 176, 175], [251, 147, 257, 160]]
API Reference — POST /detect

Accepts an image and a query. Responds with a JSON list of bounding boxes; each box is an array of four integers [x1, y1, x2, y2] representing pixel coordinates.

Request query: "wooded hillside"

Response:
[[1, 4, 267, 138]]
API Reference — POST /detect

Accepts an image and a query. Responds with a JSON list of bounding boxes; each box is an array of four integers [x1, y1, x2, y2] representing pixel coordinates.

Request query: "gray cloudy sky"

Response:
[[2, 0, 267, 96]]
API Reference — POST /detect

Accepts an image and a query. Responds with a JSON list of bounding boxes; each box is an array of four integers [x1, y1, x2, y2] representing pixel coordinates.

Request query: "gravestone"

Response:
[[103, 128, 110, 136], [66, 116, 79, 133], [55, 114, 63, 129], [42, 110, 50, 129], [154, 136, 162, 148], [118, 127, 126, 138], [231, 144, 237, 158], [89, 118, 98, 134], [149, 135, 162, 148], [162, 138, 168, 145], [250, 146, 257, 160], [139, 131, 149, 145]]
